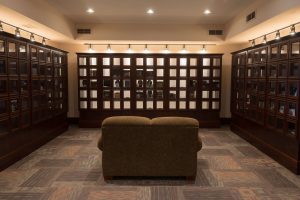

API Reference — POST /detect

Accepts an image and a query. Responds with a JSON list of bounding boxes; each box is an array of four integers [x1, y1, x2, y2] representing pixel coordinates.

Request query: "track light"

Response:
[[106, 44, 113, 53], [180, 44, 188, 54], [127, 44, 133, 53], [0, 22, 3, 32], [0, 20, 48, 44], [42, 37, 46, 45], [88, 44, 93, 52], [201, 45, 206, 53], [290, 25, 296, 35], [143, 44, 150, 54], [275, 30, 280, 40], [30, 33, 35, 42], [262, 35, 267, 44], [251, 40, 255, 47], [162, 44, 170, 54], [84, 43, 216, 53], [15, 28, 20, 37], [249, 22, 300, 46]]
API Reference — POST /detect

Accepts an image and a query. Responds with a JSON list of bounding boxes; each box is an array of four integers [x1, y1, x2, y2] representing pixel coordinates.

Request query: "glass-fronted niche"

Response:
[[77, 53, 222, 112], [0, 33, 68, 137], [231, 36, 300, 139]]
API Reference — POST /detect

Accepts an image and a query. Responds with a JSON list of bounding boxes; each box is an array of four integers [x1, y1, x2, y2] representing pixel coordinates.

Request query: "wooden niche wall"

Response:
[[0, 32, 68, 170], [77, 53, 223, 127], [231, 32, 300, 174]]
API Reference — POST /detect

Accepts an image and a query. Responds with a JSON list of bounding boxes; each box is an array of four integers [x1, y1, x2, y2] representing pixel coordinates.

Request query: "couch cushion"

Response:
[[102, 116, 151, 127], [151, 117, 199, 127]]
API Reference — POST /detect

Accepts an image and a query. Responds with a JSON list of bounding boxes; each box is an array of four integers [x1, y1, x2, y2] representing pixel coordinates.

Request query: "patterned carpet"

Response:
[[0, 126, 300, 200]]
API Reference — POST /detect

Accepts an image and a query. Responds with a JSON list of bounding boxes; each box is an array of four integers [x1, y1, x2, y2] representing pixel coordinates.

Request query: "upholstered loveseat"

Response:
[[98, 116, 202, 179]]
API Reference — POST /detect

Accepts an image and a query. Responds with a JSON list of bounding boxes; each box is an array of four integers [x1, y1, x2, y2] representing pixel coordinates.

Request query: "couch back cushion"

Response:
[[151, 117, 199, 127], [102, 116, 151, 127]]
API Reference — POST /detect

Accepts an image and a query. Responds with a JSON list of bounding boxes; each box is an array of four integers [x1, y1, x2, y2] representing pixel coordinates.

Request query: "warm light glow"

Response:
[[262, 35, 267, 44], [126, 44, 134, 53], [106, 44, 113, 53], [180, 44, 188, 54], [87, 8, 94, 14], [204, 9, 211, 15], [251, 40, 255, 47], [42, 37, 46, 45], [30, 33, 35, 42], [15, 28, 20, 37], [162, 44, 170, 54], [147, 9, 154, 15], [143, 44, 150, 54], [290, 25, 296, 35], [275, 30, 280, 40], [201, 45, 207, 53], [88, 44, 94, 52], [0, 22, 3, 32]]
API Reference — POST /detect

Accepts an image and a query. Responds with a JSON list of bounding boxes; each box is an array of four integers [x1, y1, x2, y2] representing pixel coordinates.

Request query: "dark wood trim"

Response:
[[77, 54, 223, 128], [231, 121, 299, 174], [220, 118, 231, 125], [0, 32, 69, 171], [0, 114, 68, 171], [231, 34, 300, 174]]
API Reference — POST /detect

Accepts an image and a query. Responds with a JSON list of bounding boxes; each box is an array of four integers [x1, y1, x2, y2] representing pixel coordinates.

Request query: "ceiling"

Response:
[[46, 0, 255, 24]]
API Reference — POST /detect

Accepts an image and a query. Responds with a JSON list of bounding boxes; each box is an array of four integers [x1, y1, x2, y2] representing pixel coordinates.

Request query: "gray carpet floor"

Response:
[[0, 126, 300, 200]]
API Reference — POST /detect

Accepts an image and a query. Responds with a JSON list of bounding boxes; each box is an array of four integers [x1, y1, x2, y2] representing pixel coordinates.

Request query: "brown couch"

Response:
[[98, 116, 202, 179]]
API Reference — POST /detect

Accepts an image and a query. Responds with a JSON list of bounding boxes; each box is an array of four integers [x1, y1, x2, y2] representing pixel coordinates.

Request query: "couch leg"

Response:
[[104, 176, 113, 180], [186, 176, 196, 181]]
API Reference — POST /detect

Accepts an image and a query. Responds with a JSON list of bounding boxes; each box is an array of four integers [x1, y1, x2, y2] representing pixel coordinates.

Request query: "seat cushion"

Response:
[[151, 117, 199, 127], [102, 116, 151, 127]]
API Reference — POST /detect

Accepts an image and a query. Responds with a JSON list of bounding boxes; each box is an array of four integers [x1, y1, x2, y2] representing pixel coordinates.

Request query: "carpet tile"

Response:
[[0, 125, 299, 200]]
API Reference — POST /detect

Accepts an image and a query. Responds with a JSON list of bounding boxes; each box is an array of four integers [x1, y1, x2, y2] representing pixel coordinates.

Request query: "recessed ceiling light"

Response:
[[147, 9, 154, 15], [87, 8, 94, 14], [204, 9, 211, 15]]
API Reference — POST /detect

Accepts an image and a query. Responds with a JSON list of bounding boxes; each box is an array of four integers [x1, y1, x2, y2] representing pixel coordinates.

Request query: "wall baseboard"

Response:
[[0, 114, 68, 171], [67, 117, 79, 124], [220, 118, 231, 125], [69, 117, 231, 126]]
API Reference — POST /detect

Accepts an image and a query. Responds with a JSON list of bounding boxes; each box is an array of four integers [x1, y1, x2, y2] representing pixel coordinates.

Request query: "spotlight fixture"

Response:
[[251, 39, 255, 47], [42, 37, 46, 45], [163, 44, 170, 54], [88, 44, 93, 51], [127, 44, 133, 53], [290, 24, 296, 35], [15, 28, 21, 37], [106, 44, 113, 53], [0, 20, 49, 44], [30, 33, 35, 42], [84, 43, 216, 54], [249, 22, 300, 47], [180, 44, 188, 54], [262, 35, 267, 44], [275, 30, 280, 40], [201, 45, 206, 53], [143, 44, 150, 54]]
